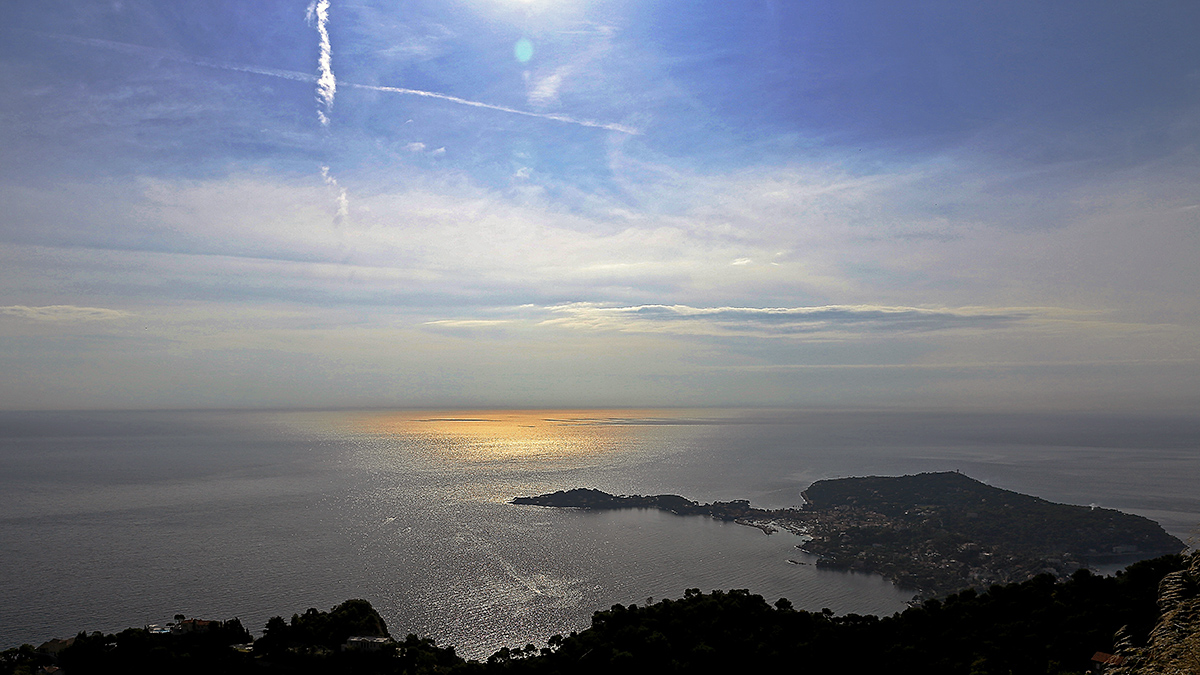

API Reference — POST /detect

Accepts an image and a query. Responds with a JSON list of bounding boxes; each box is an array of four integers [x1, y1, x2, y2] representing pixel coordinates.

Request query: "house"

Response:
[[1090, 651, 1125, 672], [343, 636, 394, 652], [36, 637, 74, 657], [172, 618, 216, 635]]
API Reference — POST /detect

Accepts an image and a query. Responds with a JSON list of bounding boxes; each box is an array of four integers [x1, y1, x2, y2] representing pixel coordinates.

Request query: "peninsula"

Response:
[[512, 472, 1184, 598]]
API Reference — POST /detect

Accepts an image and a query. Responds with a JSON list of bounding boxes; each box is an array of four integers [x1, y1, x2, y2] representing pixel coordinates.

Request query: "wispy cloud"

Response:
[[540, 303, 1077, 339], [40, 32, 636, 134], [306, 0, 336, 126], [0, 305, 131, 322], [528, 70, 567, 108], [526, 24, 616, 110]]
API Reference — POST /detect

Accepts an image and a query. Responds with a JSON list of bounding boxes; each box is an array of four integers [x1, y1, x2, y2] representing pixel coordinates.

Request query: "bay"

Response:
[[1, 409, 1197, 658]]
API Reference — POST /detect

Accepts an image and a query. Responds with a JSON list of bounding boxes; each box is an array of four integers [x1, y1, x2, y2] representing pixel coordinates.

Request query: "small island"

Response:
[[513, 472, 1185, 598]]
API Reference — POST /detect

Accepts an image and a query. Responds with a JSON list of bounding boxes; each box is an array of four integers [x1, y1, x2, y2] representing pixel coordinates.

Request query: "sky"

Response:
[[1, 0, 1198, 411]]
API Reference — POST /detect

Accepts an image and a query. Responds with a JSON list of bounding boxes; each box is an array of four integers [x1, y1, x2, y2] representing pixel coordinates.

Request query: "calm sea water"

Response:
[[1, 409, 1198, 658]]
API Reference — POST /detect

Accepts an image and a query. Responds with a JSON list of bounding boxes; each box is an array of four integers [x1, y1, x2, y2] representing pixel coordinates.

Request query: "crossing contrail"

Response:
[[41, 32, 638, 134]]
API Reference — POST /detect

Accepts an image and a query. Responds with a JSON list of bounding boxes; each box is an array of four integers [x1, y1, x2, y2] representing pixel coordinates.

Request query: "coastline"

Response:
[[512, 473, 1186, 599]]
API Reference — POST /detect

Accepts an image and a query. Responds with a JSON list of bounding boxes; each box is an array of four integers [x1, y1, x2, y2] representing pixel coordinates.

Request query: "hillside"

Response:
[[797, 472, 1183, 595]]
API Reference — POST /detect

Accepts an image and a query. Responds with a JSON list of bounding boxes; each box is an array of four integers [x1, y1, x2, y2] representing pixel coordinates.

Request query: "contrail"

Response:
[[344, 82, 639, 134], [320, 165, 349, 223], [44, 33, 318, 83], [306, 0, 335, 125], [41, 32, 637, 134]]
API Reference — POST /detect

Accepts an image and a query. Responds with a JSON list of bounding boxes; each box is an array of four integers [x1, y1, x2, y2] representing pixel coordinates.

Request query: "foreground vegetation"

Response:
[[1109, 550, 1200, 674], [3, 554, 1194, 675]]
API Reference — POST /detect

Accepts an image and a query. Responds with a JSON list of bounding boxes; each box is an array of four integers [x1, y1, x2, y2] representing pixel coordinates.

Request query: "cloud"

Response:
[[5, 130, 1198, 359], [404, 143, 446, 156], [347, 9, 455, 62], [5, 157, 1195, 329], [525, 24, 616, 110], [424, 319, 513, 327], [306, 0, 336, 126], [539, 303, 1078, 339], [0, 305, 131, 322], [528, 71, 566, 108], [422, 320, 515, 338]]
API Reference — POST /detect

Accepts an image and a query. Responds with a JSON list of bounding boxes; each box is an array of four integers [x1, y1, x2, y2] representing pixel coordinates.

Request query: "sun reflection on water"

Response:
[[340, 409, 696, 463]]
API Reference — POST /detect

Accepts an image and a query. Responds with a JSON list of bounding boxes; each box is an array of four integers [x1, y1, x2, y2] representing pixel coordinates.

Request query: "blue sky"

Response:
[[1, 0, 1198, 410]]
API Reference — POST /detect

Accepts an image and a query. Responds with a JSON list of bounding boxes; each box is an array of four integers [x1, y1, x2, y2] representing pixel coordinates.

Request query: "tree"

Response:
[[255, 616, 291, 657]]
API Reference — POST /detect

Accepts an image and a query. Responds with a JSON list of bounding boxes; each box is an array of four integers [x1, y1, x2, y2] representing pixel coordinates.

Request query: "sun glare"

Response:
[[343, 410, 669, 462]]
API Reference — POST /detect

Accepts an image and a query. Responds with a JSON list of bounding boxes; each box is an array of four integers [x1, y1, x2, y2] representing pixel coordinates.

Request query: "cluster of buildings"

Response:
[[144, 617, 218, 636]]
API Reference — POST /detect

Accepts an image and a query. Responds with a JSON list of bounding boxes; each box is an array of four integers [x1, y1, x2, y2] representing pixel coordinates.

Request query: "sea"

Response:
[[1, 408, 1198, 658]]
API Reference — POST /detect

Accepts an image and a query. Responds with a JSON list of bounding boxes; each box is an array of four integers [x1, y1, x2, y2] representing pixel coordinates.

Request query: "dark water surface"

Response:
[[1, 409, 1197, 657]]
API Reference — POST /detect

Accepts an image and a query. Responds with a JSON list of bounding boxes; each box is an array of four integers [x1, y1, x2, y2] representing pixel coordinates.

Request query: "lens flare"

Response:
[[514, 38, 533, 63]]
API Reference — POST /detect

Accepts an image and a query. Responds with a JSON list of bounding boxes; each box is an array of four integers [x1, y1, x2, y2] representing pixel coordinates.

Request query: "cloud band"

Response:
[[540, 303, 1072, 338], [0, 305, 132, 322]]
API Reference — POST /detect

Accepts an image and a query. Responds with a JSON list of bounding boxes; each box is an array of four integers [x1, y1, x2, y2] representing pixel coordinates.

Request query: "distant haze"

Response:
[[1, 2, 1198, 411]]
